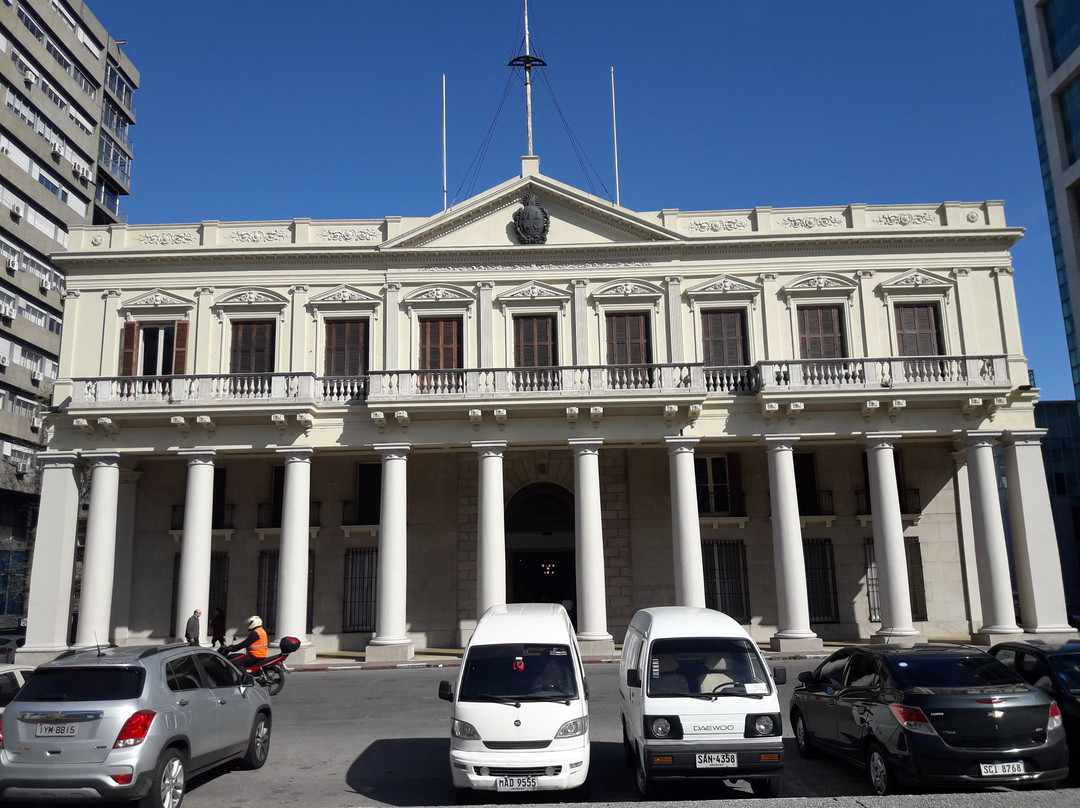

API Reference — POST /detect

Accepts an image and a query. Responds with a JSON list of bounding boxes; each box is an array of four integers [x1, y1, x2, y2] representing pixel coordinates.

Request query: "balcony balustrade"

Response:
[[67, 354, 1010, 412]]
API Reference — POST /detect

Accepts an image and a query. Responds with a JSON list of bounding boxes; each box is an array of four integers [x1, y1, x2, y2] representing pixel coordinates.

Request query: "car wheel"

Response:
[[750, 776, 782, 798], [138, 748, 186, 808], [793, 711, 816, 758], [635, 752, 654, 800], [866, 742, 895, 796], [242, 712, 272, 769], [622, 723, 635, 769], [262, 666, 285, 696]]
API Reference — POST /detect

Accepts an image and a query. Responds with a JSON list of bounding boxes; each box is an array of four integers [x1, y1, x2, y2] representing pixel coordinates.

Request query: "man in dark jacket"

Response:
[[184, 609, 202, 645]]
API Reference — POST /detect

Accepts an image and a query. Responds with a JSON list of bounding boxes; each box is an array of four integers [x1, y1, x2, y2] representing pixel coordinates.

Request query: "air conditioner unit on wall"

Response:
[[5, 258, 15, 271], [10, 204, 22, 221], [39, 278, 51, 292], [30, 416, 41, 432], [0, 304, 14, 320], [0, 355, 8, 367], [14, 460, 29, 476], [31, 370, 43, 382], [50, 142, 62, 157]]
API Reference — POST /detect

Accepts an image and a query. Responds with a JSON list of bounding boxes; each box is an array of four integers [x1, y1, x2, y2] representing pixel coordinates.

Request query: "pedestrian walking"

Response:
[[211, 607, 227, 649], [184, 608, 202, 645]]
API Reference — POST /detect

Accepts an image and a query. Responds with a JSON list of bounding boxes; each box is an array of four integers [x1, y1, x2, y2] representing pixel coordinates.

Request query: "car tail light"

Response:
[[1048, 701, 1063, 731], [0, 714, 4, 750], [888, 704, 937, 735], [113, 710, 156, 748]]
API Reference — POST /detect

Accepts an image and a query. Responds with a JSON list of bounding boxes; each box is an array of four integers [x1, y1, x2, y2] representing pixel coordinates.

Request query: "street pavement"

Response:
[[164, 657, 1079, 808]]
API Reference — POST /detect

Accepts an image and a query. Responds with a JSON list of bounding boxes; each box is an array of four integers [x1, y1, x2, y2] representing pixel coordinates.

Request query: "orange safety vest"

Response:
[[251, 626, 268, 658]]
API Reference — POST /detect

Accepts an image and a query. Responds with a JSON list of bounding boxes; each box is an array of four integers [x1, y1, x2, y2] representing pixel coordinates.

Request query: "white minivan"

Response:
[[439, 603, 590, 799], [619, 606, 787, 798]]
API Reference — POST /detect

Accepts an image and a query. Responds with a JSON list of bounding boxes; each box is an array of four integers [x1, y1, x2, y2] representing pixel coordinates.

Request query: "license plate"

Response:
[[36, 723, 78, 737], [980, 761, 1024, 776], [494, 776, 538, 791], [696, 752, 737, 768]]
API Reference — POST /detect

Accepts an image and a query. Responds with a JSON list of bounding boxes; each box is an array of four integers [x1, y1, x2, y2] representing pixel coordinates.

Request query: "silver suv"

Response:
[[0, 643, 272, 807]]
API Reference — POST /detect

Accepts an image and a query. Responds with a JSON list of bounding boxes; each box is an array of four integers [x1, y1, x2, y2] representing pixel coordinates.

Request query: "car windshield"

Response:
[[886, 653, 1024, 690], [1048, 652, 1080, 695], [16, 667, 145, 701], [647, 637, 770, 697], [459, 643, 577, 700]]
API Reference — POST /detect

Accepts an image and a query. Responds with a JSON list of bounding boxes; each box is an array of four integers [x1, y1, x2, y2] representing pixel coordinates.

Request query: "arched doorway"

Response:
[[505, 483, 576, 625]]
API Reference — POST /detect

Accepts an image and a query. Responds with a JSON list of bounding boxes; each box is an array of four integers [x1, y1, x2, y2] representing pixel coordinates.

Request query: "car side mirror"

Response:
[[772, 666, 787, 685], [626, 668, 641, 688], [240, 673, 257, 689], [797, 670, 814, 684], [438, 680, 454, 701]]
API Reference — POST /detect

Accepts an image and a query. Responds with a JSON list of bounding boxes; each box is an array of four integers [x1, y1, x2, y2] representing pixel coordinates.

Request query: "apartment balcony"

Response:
[[65, 354, 1013, 418]]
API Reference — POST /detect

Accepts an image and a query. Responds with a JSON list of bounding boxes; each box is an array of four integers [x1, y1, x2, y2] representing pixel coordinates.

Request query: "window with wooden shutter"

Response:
[[894, 303, 944, 356], [701, 309, 748, 366], [172, 321, 188, 374], [119, 321, 139, 376], [418, 318, 462, 369], [324, 319, 368, 376], [230, 320, 276, 373], [514, 315, 557, 367], [606, 312, 651, 365], [798, 306, 846, 359]]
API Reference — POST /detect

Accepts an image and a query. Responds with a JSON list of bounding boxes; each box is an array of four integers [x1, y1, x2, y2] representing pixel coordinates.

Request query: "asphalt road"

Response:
[[160, 657, 1080, 808]]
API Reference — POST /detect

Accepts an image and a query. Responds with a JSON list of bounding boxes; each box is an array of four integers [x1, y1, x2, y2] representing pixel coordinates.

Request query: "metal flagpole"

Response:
[[442, 74, 447, 211], [509, 0, 546, 156], [612, 66, 620, 206]]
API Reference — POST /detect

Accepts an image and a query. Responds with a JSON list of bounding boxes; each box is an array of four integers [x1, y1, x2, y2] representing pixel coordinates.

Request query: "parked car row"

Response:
[[440, 606, 1076, 801], [0, 642, 272, 808]]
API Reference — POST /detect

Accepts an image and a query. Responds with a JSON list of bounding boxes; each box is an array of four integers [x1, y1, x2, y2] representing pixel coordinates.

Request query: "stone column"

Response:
[[1002, 430, 1075, 637], [110, 469, 141, 646], [475, 441, 507, 616], [74, 451, 121, 647], [865, 434, 923, 643], [664, 276, 683, 363], [571, 279, 590, 364], [666, 437, 705, 607], [276, 447, 313, 660], [476, 282, 494, 368], [964, 432, 1022, 644], [765, 436, 821, 652], [367, 443, 415, 661], [570, 438, 614, 655], [175, 449, 215, 643], [20, 452, 80, 663]]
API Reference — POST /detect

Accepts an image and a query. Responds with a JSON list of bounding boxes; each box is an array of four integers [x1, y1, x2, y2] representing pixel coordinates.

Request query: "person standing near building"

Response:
[[211, 607, 227, 649], [184, 609, 202, 645]]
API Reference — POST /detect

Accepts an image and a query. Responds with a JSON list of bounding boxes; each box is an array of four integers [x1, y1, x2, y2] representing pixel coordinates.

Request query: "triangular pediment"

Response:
[[384, 171, 680, 250], [879, 267, 955, 295], [308, 284, 381, 306], [497, 281, 572, 306], [687, 275, 762, 300], [120, 288, 194, 310]]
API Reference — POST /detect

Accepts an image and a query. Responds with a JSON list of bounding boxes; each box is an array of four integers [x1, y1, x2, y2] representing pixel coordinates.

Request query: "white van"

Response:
[[619, 606, 787, 798], [438, 603, 590, 798]]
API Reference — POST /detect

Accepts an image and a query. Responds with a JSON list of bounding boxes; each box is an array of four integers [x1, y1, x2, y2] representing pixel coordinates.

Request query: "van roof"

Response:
[[470, 602, 575, 646], [628, 606, 753, 641]]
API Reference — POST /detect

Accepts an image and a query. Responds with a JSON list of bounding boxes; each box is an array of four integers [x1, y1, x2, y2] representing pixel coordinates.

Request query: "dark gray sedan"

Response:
[[789, 643, 1069, 795]]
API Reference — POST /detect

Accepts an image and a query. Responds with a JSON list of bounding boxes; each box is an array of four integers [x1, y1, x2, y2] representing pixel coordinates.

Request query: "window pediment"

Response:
[[782, 273, 858, 306], [879, 268, 954, 300], [687, 275, 762, 310], [212, 287, 289, 323], [591, 279, 664, 313], [119, 288, 194, 321], [307, 284, 381, 321], [497, 281, 571, 310], [403, 284, 474, 318]]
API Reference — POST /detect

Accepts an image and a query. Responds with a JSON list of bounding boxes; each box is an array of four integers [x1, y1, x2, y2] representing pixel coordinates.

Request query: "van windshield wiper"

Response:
[[685, 691, 765, 700], [466, 693, 522, 707], [518, 693, 572, 704]]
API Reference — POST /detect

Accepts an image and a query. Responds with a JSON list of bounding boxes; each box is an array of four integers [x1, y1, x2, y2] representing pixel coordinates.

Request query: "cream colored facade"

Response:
[[21, 157, 1076, 664]]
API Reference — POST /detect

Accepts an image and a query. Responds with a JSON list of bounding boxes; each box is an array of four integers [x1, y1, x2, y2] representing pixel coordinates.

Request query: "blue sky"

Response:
[[85, 1, 1073, 400]]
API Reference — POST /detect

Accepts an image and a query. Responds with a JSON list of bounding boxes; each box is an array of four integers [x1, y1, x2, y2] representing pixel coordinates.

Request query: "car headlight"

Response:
[[556, 716, 588, 738], [451, 719, 481, 740], [745, 713, 781, 737], [651, 717, 672, 737]]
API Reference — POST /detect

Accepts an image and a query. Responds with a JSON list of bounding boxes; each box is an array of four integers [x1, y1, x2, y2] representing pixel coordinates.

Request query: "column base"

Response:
[[577, 636, 615, 657], [870, 631, 927, 645], [285, 641, 317, 664], [769, 635, 823, 654], [1015, 629, 1079, 643], [365, 640, 415, 662], [970, 629, 1024, 647]]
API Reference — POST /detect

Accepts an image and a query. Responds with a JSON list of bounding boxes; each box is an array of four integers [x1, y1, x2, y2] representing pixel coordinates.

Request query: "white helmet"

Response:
[[246, 615, 263, 630]]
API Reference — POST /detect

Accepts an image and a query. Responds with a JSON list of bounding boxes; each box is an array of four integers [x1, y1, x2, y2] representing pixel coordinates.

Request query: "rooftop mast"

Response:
[[508, 0, 546, 156]]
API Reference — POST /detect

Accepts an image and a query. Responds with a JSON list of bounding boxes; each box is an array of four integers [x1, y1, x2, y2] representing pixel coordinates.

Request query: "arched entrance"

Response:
[[505, 483, 576, 625]]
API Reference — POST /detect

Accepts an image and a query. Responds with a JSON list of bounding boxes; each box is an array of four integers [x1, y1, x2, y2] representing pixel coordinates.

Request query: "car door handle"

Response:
[[177, 699, 188, 706], [218, 699, 227, 705]]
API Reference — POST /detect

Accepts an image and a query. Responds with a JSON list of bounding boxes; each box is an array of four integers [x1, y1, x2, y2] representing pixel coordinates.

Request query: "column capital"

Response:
[[177, 448, 216, 465], [568, 438, 603, 454], [82, 450, 121, 467], [863, 432, 902, 449], [1001, 429, 1048, 447], [374, 443, 411, 460], [276, 446, 314, 463], [764, 434, 800, 451], [39, 451, 80, 469], [958, 430, 1002, 449], [472, 440, 508, 457], [664, 436, 700, 454]]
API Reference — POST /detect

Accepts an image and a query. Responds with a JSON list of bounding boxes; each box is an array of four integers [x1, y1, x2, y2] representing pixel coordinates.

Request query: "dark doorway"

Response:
[[510, 550, 575, 621], [505, 483, 576, 625]]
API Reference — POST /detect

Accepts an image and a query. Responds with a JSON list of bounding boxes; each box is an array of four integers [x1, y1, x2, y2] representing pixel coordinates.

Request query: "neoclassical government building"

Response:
[[20, 156, 1075, 663]]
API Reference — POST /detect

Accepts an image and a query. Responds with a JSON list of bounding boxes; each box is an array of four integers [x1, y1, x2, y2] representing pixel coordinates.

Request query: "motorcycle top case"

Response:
[[279, 636, 301, 653]]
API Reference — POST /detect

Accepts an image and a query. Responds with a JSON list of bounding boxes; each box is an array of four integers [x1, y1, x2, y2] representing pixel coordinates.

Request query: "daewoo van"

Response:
[[438, 603, 589, 799], [619, 606, 786, 798]]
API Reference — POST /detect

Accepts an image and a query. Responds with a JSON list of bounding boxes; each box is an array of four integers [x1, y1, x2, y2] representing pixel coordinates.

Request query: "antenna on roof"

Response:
[[508, 0, 546, 157]]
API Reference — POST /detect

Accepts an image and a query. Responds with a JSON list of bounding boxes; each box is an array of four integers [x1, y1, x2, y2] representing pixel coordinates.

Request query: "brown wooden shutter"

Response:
[[231, 320, 275, 373], [419, 318, 462, 370], [514, 315, 556, 367], [172, 321, 189, 374], [798, 306, 845, 359], [701, 310, 747, 366], [606, 313, 650, 365], [895, 303, 942, 356], [324, 319, 368, 376], [120, 321, 140, 376]]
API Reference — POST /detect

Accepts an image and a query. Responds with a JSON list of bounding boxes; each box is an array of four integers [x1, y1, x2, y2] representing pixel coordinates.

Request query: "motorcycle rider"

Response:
[[225, 615, 269, 668]]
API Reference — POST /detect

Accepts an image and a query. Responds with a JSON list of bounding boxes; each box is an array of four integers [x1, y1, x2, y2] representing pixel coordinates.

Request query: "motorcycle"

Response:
[[219, 636, 300, 695]]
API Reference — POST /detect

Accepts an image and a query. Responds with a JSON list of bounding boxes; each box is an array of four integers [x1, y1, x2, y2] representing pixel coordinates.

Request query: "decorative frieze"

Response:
[[131, 232, 197, 246], [873, 212, 938, 227], [777, 215, 845, 229], [686, 218, 749, 233], [225, 229, 289, 244], [318, 227, 380, 242], [419, 260, 649, 273]]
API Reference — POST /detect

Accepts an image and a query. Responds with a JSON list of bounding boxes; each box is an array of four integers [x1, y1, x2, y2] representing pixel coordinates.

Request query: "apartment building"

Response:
[[20, 155, 1074, 664], [0, 0, 137, 620]]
